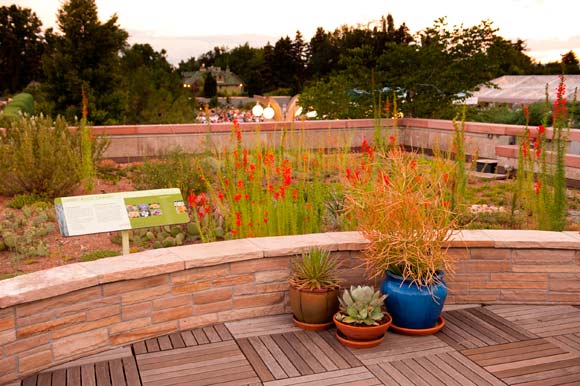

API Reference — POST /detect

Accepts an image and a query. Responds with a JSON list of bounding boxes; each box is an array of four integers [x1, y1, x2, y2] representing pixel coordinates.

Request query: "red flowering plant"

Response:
[[344, 148, 459, 287], [196, 121, 328, 240], [515, 75, 574, 230]]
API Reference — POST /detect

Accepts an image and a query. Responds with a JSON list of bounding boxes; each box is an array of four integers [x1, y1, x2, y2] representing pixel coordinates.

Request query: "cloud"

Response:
[[525, 35, 580, 63], [127, 30, 278, 65]]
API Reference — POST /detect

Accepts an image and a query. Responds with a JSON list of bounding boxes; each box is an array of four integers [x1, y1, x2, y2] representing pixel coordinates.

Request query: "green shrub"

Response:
[[0, 115, 108, 198], [7, 194, 46, 209], [0, 205, 56, 264], [130, 149, 215, 195], [80, 249, 120, 262]]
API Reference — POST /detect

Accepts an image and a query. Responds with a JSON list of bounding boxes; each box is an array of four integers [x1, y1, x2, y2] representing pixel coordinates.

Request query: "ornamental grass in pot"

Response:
[[289, 248, 342, 330], [345, 148, 460, 332], [334, 285, 391, 348]]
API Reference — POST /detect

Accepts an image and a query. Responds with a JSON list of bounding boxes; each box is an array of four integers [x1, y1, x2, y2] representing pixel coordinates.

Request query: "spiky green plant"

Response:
[[335, 285, 387, 326], [288, 248, 342, 290]]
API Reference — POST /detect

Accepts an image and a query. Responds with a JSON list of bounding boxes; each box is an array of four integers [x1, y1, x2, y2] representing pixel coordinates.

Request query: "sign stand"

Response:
[[121, 230, 130, 255]]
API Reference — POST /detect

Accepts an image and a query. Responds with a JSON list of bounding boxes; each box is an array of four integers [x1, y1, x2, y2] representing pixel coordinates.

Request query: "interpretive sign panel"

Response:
[[55, 188, 189, 237]]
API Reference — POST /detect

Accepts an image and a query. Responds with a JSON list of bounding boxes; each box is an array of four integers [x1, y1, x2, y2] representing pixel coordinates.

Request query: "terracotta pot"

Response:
[[333, 313, 392, 341], [289, 285, 339, 325]]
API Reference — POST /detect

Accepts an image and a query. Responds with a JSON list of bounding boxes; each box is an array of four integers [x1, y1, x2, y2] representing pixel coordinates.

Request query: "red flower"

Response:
[[538, 125, 545, 135], [187, 193, 196, 207], [389, 136, 395, 145], [218, 190, 224, 201], [224, 179, 230, 187], [361, 138, 369, 152], [292, 189, 299, 201], [523, 105, 529, 121], [534, 179, 542, 194], [521, 141, 528, 157], [263, 217, 268, 224], [235, 212, 242, 226], [237, 180, 244, 189], [231, 229, 238, 235], [242, 149, 248, 167], [234, 193, 242, 202]]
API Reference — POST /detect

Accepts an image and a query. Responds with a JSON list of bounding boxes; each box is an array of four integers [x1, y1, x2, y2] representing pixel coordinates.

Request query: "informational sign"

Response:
[[55, 188, 189, 237]]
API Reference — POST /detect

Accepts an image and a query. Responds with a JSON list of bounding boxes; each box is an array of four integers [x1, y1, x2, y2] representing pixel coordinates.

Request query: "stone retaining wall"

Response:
[[95, 118, 580, 162], [1, 230, 580, 383]]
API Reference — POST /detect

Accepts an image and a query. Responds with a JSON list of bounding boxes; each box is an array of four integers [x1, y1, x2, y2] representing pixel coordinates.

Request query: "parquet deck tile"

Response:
[[462, 337, 580, 385], [136, 340, 259, 386], [262, 367, 381, 386], [487, 305, 580, 337], [21, 356, 142, 386], [350, 329, 454, 365], [130, 323, 232, 354], [439, 307, 536, 351], [226, 314, 301, 338], [18, 307, 580, 386]]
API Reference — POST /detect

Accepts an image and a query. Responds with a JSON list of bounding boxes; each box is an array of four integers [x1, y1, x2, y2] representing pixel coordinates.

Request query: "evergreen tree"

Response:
[[561, 51, 580, 74], [120, 44, 194, 124], [41, 0, 128, 124], [0, 5, 45, 94], [203, 72, 217, 98]]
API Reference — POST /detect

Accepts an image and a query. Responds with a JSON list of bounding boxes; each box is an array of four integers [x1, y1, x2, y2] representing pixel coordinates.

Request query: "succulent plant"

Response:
[[335, 285, 387, 326], [288, 248, 342, 290]]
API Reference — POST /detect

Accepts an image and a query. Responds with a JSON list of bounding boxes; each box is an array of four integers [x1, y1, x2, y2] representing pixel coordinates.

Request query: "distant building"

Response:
[[470, 75, 580, 105], [182, 66, 244, 96]]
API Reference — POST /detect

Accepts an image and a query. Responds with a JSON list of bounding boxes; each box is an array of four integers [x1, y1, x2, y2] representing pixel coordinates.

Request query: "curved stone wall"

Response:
[[1, 230, 580, 383]]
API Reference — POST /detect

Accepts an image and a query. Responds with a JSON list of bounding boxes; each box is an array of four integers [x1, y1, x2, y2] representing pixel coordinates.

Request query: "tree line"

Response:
[[1, 0, 578, 124]]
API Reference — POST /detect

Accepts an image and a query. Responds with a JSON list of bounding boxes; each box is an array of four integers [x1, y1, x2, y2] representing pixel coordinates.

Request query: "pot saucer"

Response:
[[390, 316, 446, 336], [292, 315, 334, 331], [335, 330, 384, 349]]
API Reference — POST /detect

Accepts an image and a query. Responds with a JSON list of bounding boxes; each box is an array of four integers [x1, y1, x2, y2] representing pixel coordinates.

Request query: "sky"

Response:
[[4, 0, 580, 65]]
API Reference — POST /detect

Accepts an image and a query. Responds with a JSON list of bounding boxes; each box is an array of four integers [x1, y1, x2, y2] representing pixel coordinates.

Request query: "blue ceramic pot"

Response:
[[381, 270, 447, 329]]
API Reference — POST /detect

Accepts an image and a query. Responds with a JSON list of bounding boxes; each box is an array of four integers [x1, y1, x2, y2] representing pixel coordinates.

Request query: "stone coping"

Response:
[[91, 118, 580, 142], [1, 230, 579, 309]]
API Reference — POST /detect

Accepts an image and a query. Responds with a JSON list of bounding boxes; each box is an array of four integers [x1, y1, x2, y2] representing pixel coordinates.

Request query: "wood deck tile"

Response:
[[547, 333, 580, 353], [351, 330, 454, 365], [226, 314, 300, 338], [81, 364, 96, 386], [439, 307, 535, 351], [262, 367, 381, 386], [369, 352, 507, 386], [21, 357, 143, 386], [168, 333, 186, 349], [487, 305, 580, 337], [462, 337, 580, 384], [136, 340, 259, 386]]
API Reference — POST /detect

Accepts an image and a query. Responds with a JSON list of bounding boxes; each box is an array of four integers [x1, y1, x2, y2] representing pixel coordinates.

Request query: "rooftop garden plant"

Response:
[[288, 248, 342, 329]]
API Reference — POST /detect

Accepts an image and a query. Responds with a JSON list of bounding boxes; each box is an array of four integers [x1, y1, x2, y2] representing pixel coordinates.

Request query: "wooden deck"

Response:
[[19, 305, 580, 386]]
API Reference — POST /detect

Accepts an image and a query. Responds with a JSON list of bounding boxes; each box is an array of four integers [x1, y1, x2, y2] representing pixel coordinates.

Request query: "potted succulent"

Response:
[[334, 285, 391, 348], [346, 148, 459, 334], [288, 248, 342, 330]]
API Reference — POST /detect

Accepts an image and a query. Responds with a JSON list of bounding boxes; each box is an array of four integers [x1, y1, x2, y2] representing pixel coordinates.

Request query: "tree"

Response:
[[120, 44, 194, 124], [307, 27, 339, 79], [486, 37, 534, 75], [203, 72, 217, 98], [41, 0, 128, 124], [561, 50, 580, 74], [0, 5, 45, 94]]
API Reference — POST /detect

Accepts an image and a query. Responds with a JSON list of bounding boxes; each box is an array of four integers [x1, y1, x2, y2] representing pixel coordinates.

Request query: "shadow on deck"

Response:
[[18, 304, 580, 386]]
